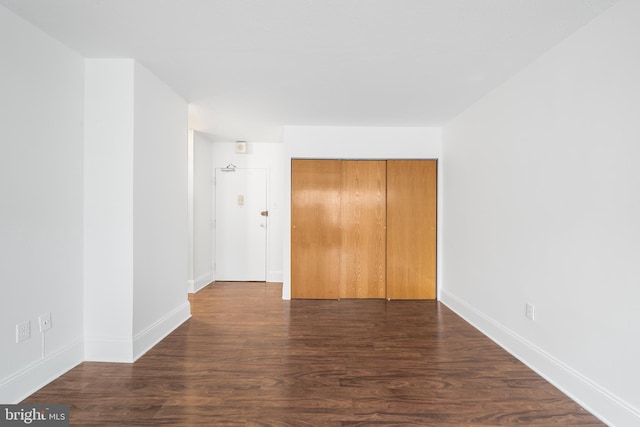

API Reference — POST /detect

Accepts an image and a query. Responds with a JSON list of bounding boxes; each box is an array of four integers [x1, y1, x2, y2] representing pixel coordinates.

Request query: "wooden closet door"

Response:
[[291, 159, 341, 299], [340, 160, 386, 298], [386, 160, 437, 299]]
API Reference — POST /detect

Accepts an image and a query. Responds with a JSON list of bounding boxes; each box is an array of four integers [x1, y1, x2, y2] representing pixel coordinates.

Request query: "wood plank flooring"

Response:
[[23, 282, 604, 426]]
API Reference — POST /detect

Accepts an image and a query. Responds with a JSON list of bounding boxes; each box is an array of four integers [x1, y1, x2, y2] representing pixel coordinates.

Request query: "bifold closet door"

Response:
[[292, 159, 437, 300], [291, 159, 341, 299], [386, 160, 437, 299], [340, 160, 386, 299]]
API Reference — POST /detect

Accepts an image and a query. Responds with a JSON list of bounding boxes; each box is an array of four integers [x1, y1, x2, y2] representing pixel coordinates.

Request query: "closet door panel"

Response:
[[386, 160, 437, 299], [340, 160, 386, 298], [291, 159, 341, 299]]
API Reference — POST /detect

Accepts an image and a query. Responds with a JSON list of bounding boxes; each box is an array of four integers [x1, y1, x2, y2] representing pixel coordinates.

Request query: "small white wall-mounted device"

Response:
[[235, 141, 247, 154]]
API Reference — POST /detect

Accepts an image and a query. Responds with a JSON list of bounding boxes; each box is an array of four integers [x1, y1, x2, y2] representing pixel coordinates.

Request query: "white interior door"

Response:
[[214, 167, 267, 281]]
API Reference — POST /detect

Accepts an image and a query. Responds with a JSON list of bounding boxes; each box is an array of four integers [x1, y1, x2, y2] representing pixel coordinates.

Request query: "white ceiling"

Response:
[[1, 0, 618, 142]]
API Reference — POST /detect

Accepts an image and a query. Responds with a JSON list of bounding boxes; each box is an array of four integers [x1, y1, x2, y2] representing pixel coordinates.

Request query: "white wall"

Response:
[[212, 142, 285, 282], [282, 126, 442, 300], [441, 1, 640, 425], [132, 62, 190, 358], [84, 59, 135, 362], [0, 6, 84, 402], [187, 130, 194, 289], [190, 131, 214, 292], [0, 5, 190, 403], [84, 59, 191, 363]]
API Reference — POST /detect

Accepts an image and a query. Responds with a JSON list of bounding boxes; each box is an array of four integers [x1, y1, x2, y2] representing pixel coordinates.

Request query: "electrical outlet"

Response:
[[525, 303, 535, 320], [16, 321, 30, 343], [39, 312, 52, 332]]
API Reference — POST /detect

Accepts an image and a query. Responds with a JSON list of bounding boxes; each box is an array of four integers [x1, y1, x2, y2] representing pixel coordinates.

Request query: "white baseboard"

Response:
[[85, 301, 191, 363], [2, 303, 191, 403], [0, 339, 83, 404], [192, 272, 213, 293], [132, 301, 191, 361], [268, 270, 283, 283], [281, 280, 291, 300], [84, 337, 134, 363], [440, 289, 640, 427], [187, 279, 195, 293]]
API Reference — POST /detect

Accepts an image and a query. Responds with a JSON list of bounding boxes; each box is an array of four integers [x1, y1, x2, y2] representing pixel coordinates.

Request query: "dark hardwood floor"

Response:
[[23, 282, 603, 426]]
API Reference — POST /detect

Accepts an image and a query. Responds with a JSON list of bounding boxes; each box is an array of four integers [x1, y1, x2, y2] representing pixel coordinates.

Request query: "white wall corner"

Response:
[[268, 270, 283, 283], [84, 337, 134, 363], [193, 272, 214, 293], [281, 284, 291, 301], [132, 301, 191, 361], [187, 279, 195, 293], [440, 290, 640, 427], [188, 129, 195, 285], [0, 339, 83, 404]]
